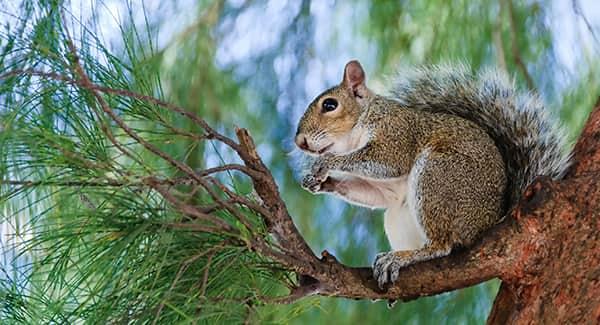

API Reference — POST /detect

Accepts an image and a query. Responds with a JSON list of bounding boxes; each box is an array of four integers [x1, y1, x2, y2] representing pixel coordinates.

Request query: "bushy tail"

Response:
[[390, 64, 571, 209]]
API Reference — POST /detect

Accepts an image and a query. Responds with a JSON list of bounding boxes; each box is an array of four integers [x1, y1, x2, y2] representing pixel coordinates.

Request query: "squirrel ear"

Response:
[[342, 60, 369, 99]]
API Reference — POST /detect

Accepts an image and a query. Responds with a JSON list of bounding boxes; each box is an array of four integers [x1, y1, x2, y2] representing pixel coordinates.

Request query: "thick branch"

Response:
[[313, 221, 515, 300], [566, 97, 600, 177]]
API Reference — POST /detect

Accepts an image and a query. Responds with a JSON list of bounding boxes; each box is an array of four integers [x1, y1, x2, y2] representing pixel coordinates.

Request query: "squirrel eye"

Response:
[[322, 98, 338, 113]]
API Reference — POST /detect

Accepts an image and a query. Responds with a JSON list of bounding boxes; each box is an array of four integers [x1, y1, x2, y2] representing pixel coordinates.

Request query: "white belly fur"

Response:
[[384, 204, 428, 251], [327, 171, 428, 251], [346, 174, 428, 251], [385, 148, 431, 251]]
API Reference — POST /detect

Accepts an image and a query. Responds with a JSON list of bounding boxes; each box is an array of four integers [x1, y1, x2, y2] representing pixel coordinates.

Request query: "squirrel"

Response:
[[295, 60, 570, 288]]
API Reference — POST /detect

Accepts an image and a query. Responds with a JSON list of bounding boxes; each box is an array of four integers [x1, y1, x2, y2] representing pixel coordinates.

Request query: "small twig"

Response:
[[199, 249, 216, 298], [505, 0, 535, 90], [1, 179, 126, 187], [572, 0, 600, 50], [243, 305, 254, 325], [0, 174, 241, 188], [191, 164, 263, 180], [163, 222, 224, 234], [234, 128, 318, 262], [152, 184, 233, 232], [493, 2, 508, 73], [208, 177, 271, 221], [153, 244, 224, 324], [79, 194, 97, 210], [59, 8, 146, 169], [195, 202, 225, 214], [258, 282, 321, 305], [181, 184, 206, 205]]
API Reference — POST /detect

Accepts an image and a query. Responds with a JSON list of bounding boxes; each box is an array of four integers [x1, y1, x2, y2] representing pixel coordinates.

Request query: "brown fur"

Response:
[[296, 60, 567, 288]]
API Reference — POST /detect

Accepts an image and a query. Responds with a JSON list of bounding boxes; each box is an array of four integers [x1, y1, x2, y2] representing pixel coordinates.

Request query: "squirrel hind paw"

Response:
[[373, 251, 411, 289]]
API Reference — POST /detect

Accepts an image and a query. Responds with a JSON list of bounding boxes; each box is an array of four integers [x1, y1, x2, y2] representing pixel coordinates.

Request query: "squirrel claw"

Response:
[[301, 174, 324, 193], [373, 251, 409, 289], [301, 156, 333, 193]]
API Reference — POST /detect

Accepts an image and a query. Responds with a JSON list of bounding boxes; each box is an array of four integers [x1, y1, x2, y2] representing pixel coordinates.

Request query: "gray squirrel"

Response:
[[295, 60, 570, 288]]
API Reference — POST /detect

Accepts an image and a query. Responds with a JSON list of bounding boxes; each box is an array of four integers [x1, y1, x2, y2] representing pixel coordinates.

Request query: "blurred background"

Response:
[[1, 0, 599, 323]]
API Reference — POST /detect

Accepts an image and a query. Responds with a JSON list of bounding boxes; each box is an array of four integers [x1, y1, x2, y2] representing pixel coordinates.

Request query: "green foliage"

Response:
[[0, 1, 289, 323]]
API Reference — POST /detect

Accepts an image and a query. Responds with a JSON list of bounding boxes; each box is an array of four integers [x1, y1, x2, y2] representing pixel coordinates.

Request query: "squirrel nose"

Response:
[[295, 134, 310, 151]]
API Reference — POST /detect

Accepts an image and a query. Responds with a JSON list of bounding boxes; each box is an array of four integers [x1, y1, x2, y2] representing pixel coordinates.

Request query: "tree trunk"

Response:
[[486, 100, 600, 324]]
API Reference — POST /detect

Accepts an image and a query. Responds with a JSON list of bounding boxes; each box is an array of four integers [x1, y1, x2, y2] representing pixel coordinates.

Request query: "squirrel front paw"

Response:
[[301, 156, 333, 193], [373, 251, 411, 288], [301, 174, 326, 193], [301, 174, 339, 193]]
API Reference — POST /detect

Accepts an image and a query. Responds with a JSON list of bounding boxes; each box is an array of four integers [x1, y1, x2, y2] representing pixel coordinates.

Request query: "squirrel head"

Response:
[[295, 60, 373, 156]]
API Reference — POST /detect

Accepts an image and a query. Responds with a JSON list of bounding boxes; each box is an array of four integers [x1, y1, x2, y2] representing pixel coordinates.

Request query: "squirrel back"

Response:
[[390, 64, 570, 210]]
